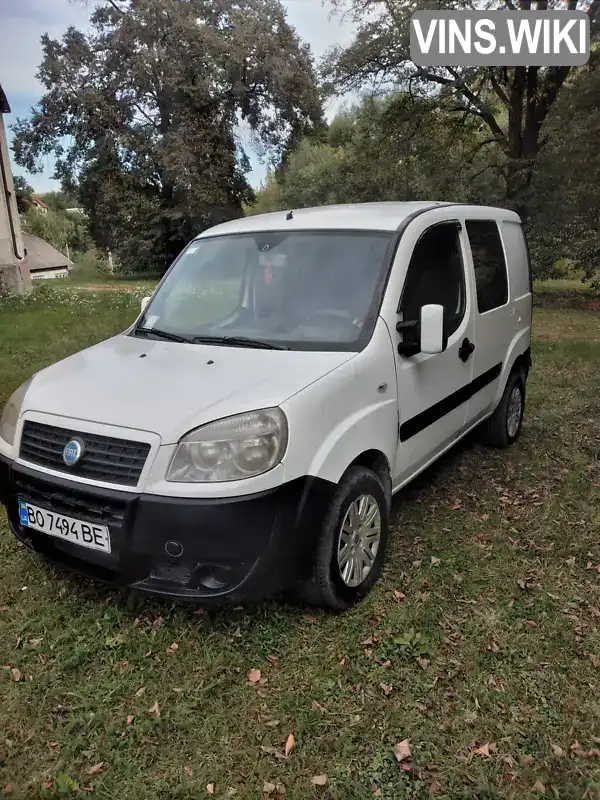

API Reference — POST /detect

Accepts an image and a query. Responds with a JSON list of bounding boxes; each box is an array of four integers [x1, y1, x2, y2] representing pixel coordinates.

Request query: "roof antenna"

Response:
[[286, 210, 294, 221]]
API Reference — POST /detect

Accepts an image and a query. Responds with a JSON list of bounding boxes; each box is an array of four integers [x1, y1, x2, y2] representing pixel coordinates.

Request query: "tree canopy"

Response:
[[13, 0, 323, 273], [324, 0, 600, 221], [11, 0, 600, 283]]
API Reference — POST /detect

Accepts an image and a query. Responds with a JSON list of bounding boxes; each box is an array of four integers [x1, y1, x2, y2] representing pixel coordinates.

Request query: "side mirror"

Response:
[[141, 296, 151, 314], [420, 304, 445, 354]]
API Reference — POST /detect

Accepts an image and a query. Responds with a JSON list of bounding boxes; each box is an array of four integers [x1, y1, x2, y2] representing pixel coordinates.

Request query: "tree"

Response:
[[22, 208, 76, 256], [39, 191, 78, 212], [528, 48, 600, 280], [250, 93, 503, 212], [12, 0, 323, 274], [12, 175, 33, 214], [324, 0, 600, 222]]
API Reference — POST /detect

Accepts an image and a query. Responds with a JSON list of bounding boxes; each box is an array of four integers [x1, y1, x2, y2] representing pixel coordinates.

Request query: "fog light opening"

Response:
[[196, 564, 233, 590]]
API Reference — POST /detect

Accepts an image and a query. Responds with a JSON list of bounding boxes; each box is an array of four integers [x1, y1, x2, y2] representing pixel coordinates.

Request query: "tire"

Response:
[[481, 369, 526, 449], [300, 465, 390, 611]]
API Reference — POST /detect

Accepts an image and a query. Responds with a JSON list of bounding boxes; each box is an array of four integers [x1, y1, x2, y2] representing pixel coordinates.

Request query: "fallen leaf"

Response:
[[143, 650, 152, 657], [184, 767, 193, 777], [148, 701, 160, 717], [275, 784, 286, 796], [532, 779, 546, 794], [207, 784, 215, 795], [430, 556, 441, 566], [374, 789, 382, 798], [86, 763, 104, 776], [588, 653, 600, 667], [47, 742, 59, 749], [126, 715, 134, 725], [551, 744, 565, 757], [311, 701, 327, 713], [135, 686, 146, 697], [393, 739, 412, 763], [263, 782, 276, 794], [248, 669, 261, 685], [11, 668, 21, 682], [412, 560, 422, 568], [284, 733, 295, 756], [338, 657, 346, 666], [566, 556, 576, 566], [417, 658, 430, 670], [473, 743, 491, 758], [308, 774, 327, 788], [152, 616, 165, 630], [166, 642, 179, 655], [487, 640, 501, 653], [393, 590, 406, 602], [266, 655, 278, 665], [42, 781, 53, 790], [378, 659, 392, 668], [428, 781, 444, 795], [380, 683, 393, 695]]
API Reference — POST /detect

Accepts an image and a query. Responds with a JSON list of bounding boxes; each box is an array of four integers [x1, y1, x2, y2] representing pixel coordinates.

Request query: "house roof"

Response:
[[0, 83, 10, 114], [23, 234, 74, 272], [31, 196, 50, 209]]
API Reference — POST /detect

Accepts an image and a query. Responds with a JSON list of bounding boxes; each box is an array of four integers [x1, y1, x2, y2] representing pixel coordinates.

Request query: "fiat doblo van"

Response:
[[0, 202, 532, 609]]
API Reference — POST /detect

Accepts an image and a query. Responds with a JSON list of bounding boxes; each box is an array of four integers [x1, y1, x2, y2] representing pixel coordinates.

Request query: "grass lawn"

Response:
[[1, 287, 600, 799]]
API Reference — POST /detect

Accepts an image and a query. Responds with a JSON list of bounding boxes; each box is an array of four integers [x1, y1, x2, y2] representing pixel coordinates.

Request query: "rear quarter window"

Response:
[[499, 221, 531, 299], [465, 220, 509, 313]]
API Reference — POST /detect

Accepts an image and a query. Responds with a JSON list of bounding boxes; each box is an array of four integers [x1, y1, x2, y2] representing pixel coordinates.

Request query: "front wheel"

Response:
[[481, 370, 526, 448], [300, 466, 390, 611]]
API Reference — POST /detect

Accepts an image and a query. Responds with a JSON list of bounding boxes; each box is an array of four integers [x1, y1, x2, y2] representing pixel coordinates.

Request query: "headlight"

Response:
[[166, 408, 288, 483], [0, 379, 33, 446]]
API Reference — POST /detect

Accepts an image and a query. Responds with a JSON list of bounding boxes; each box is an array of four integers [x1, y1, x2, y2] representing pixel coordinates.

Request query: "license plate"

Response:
[[18, 500, 111, 554]]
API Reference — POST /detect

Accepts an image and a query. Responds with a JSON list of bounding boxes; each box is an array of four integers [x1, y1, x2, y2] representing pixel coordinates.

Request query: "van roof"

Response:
[[196, 202, 521, 238]]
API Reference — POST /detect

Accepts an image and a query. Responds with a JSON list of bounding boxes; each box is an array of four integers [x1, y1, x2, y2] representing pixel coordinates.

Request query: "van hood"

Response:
[[23, 334, 356, 443]]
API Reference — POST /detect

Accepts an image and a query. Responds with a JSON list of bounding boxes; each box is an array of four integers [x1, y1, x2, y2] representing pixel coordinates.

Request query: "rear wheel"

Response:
[[300, 466, 390, 611], [481, 370, 526, 448]]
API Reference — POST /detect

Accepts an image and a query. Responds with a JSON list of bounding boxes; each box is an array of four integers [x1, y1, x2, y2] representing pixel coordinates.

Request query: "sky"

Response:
[[0, 0, 356, 194]]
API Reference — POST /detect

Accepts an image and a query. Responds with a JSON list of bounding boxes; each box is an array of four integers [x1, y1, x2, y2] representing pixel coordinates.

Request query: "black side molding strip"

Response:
[[400, 362, 503, 442]]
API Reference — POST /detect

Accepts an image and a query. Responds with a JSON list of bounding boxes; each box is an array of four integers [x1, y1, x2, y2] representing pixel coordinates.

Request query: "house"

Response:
[[0, 83, 31, 295], [31, 196, 49, 214], [22, 233, 73, 280]]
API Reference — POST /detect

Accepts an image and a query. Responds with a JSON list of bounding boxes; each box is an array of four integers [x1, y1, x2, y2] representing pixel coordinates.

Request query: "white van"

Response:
[[0, 202, 532, 609]]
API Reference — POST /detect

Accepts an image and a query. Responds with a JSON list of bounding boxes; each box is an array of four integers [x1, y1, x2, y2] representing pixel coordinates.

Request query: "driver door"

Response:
[[392, 220, 475, 486]]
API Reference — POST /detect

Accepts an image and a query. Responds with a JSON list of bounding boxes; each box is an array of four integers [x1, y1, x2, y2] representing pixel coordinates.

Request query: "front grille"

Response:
[[20, 421, 150, 487], [13, 472, 129, 528]]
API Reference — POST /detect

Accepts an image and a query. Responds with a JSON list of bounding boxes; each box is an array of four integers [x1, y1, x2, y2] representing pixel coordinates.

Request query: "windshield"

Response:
[[136, 230, 393, 351]]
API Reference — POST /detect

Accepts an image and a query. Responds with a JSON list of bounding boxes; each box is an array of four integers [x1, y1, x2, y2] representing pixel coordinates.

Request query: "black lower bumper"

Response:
[[0, 454, 335, 602]]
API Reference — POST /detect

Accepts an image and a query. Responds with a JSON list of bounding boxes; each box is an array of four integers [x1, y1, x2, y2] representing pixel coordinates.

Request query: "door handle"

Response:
[[458, 337, 475, 363]]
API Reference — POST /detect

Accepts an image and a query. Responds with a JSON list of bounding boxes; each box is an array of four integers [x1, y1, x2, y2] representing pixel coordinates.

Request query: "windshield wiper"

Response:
[[190, 335, 290, 351], [135, 327, 192, 343]]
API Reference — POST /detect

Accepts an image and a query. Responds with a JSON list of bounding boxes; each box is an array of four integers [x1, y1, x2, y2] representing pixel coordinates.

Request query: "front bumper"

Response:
[[0, 455, 334, 601]]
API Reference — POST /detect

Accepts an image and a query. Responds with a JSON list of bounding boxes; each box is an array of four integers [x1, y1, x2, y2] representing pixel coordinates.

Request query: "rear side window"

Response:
[[466, 220, 509, 313]]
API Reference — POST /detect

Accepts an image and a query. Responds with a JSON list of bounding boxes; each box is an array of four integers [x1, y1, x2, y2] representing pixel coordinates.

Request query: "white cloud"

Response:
[[1, 0, 356, 191]]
